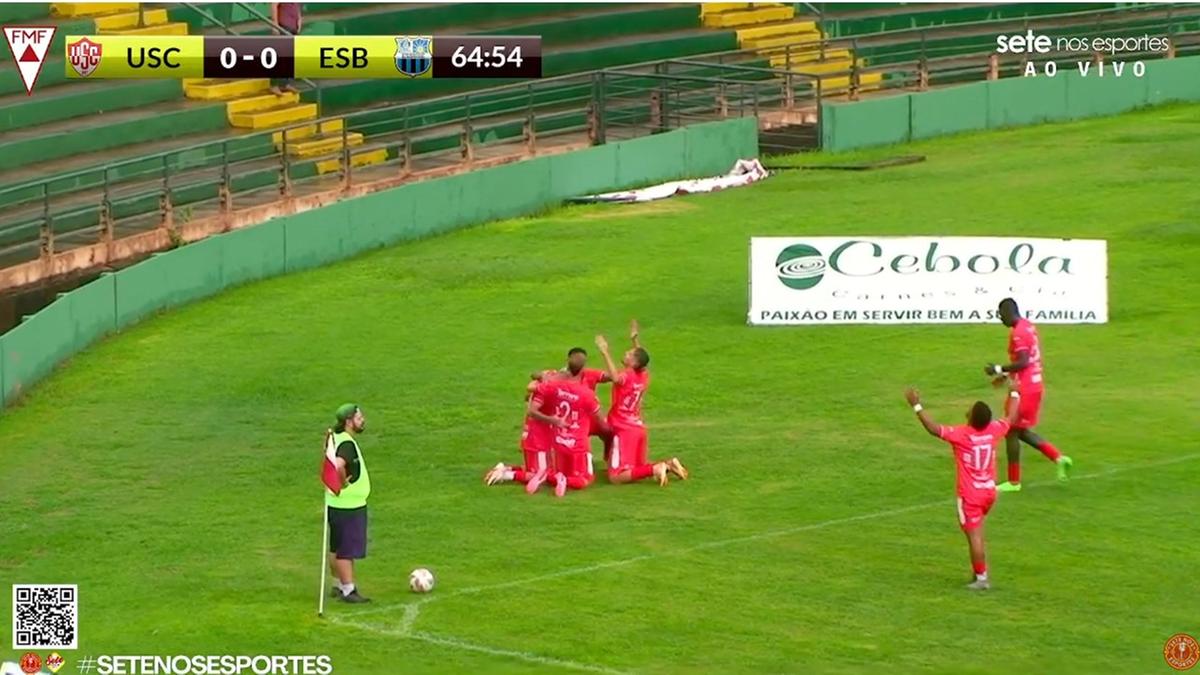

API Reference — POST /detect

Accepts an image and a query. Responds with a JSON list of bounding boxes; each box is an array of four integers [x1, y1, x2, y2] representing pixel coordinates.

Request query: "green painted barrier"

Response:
[[909, 82, 989, 140], [2, 294, 74, 403], [822, 94, 910, 150], [0, 117, 758, 408], [821, 55, 1200, 151], [64, 274, 118, 355]]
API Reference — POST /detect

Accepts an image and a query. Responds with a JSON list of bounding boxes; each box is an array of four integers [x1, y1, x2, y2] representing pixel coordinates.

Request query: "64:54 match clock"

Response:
[[432, 35, 541, 79]]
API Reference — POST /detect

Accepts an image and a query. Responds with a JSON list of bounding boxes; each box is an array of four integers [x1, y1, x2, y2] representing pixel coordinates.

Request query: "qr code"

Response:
[[12, 584, 77, 650]]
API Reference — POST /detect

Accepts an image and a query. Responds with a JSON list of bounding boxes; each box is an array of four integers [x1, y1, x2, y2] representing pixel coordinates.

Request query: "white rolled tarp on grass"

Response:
[[571, 159, 769, 204]]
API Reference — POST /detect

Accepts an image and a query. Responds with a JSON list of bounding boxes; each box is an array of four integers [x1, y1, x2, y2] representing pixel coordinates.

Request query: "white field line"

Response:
[[329, 452, 1200, 673]]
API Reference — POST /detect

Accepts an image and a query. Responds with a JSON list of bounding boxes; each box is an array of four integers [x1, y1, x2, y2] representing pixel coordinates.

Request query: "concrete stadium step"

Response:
[[703, 5, 795, 28], [700, 3, 752, 17], [92, 7, 169, 30], [736, 20, 819, 42], [100, 21, 189, 36], [285, 131, 364, 158], [225, 91, 300, 120], [185, 79, 270, 100], [229, 103, 318, 129], [315, 147, 388, 175], [272, 119, 345, 145], [767, 49, 853, 66], [783, 58, 858, 75], [51, 2, 137, 17], [743, 30, 824, 50]]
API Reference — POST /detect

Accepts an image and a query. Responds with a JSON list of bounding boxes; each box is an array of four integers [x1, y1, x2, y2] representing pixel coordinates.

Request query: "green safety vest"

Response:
[[326, 431, 371, 509]]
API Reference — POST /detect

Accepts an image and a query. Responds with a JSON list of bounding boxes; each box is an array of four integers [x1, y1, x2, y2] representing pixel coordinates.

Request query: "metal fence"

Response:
[[3, 2, 1199, 274]]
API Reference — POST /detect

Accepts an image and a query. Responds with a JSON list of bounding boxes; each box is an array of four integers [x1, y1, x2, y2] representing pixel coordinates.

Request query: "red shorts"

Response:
[[522, 449, 550, 474], [554, 448, 594, 479], [1015, 388, 1043, 429], [609, 425, 648, 471], [956, 493, 996, 532]]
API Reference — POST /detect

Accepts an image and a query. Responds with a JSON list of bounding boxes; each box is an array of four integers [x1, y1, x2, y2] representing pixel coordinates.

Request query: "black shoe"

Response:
[[340, 590, 371, 603]]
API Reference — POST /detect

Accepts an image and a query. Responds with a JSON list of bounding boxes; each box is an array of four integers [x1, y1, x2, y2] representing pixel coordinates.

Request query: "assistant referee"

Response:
[[326, 403, 371, 603]]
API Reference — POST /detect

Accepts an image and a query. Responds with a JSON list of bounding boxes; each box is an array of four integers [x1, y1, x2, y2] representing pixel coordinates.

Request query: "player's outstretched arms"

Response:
[[630, 319, 642, 349], [595, 335, 624, 385], [985, 349, 1030, 377], [904, 387, 941, 437]]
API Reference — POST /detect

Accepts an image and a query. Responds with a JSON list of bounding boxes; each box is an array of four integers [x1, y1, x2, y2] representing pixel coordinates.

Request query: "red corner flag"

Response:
[[321, 430, 342, 495]]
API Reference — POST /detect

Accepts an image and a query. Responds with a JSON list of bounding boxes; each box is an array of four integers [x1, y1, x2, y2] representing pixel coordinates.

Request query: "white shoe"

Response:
[[484, 462, 506, 486]]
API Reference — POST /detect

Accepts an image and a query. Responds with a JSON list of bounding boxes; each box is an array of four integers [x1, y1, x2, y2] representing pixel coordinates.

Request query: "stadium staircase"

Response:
[[699, 3, 883, 93]]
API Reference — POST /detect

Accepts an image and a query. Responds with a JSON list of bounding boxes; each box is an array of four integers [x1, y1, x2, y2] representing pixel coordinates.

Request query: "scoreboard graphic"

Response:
[[60, 34, 541, 82]]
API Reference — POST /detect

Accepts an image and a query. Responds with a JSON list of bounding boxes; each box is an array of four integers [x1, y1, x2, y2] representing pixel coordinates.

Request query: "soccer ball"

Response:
[[409, 568, 435, 593]]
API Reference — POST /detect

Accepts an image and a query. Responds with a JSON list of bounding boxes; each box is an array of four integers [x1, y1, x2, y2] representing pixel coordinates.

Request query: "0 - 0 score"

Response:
[[221, 45, 278, 70]]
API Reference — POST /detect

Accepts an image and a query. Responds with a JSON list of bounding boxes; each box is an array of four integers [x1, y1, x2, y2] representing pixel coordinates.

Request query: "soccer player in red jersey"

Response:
[[484, 378, 565, 494], [544, 377, 603, 497], [533, 347, 615, 460], [594, 321, 688, 487], [905, 385, 1021, 590], [985, 298, 1073, 492]]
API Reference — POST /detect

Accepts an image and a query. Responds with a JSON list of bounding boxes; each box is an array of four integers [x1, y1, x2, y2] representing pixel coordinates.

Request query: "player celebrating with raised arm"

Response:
[[905, 385, 1021, 591], [986, 298, 1073, 492], [595, 320, 688, 486]]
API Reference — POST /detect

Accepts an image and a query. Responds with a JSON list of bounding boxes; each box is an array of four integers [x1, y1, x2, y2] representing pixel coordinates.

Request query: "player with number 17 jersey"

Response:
[[594, 321, 687, 486]]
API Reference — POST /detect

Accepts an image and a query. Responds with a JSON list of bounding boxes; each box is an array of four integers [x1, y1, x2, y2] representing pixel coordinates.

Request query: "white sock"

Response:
[[502, 470, 515, 481], [341, 583, 355, 596], [975, 573, 988, 582]]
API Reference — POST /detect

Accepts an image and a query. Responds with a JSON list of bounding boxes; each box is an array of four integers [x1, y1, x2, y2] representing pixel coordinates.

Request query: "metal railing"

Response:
[[3, 2, 1198, 275]]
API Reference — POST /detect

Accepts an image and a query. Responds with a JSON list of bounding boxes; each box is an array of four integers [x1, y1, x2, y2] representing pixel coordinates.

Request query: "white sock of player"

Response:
[[975, 572, 988, 582], [502, 470, 515, 481]]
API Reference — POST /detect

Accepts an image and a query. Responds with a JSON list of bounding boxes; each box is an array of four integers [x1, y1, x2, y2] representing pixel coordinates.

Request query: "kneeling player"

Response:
[[485, 379, 563, 494], [596, 326, 687, 486], [533, 347, 615, 461], [905, 385, 1020, 590]]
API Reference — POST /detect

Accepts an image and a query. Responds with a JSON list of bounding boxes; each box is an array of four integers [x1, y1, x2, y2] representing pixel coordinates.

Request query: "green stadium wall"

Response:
[[0, 117, 758, 408], [821, 56, 1200, 151]]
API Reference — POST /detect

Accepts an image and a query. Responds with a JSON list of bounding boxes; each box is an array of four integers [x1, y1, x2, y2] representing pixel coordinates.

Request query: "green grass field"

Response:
[[3, 104, 1199, 675]]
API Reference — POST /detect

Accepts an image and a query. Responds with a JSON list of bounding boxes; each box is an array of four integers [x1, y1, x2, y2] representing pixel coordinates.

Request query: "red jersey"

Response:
[[608, 368, 649, 429], [939, 420, 1009, 500], [523, 381, 559, 451], [579, 368, 607, 391], [1008, 318, 1044, 392], [537, 380, 600, 443]]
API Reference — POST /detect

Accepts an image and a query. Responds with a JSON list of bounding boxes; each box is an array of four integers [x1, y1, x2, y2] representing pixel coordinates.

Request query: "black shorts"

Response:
[[327, 506, 368, 560]]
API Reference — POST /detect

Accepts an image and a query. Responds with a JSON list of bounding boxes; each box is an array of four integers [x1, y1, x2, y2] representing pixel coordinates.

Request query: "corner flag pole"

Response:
[[318, 506, 329, 617]]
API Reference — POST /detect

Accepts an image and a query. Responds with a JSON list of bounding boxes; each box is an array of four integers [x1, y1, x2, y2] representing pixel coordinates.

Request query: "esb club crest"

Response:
[[68, 37, 101, 77], [394, 36, 431, 77]]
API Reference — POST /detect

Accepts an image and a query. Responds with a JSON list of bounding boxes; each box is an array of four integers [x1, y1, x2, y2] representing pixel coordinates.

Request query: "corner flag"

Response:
[[321, 430, 342, 495]]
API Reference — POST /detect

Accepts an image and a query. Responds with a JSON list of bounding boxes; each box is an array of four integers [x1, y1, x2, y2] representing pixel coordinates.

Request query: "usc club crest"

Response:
[[68, 37, 101, 77], [394, 36, 431, 77]]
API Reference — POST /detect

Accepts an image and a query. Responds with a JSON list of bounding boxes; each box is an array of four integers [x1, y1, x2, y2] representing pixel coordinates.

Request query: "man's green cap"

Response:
[[335, 403, 359, 422]]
